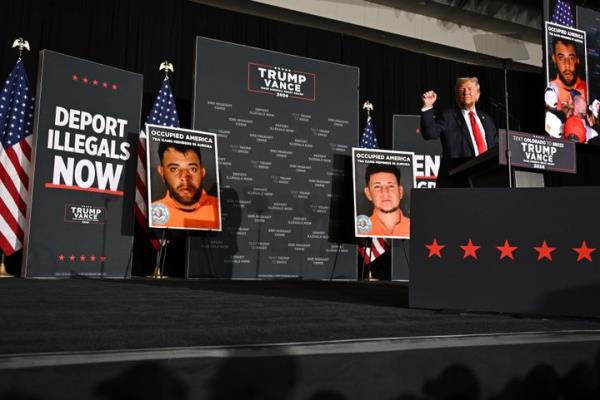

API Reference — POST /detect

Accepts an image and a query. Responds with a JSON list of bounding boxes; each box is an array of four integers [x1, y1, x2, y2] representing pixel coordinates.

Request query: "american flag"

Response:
[[358, 115, 389, 265], [0, 61, 34, 256], [359, 116, 379, 148], [551, 0, 574, 28], [135, 78, 180, 250]]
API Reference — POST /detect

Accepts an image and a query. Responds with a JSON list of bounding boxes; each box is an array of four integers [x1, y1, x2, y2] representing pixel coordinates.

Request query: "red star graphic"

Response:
[[460, 239, 480, 259], [90, 255, 96, 262], [100, 256, 107, 262], [534, 240, 556, 261], [58, 254, 65, 261], [573, 241, 596, 262], [496, 240, 518, 260], [80, 255, 86, 262], [102, 82, 108, 88], [72, 74, 78, 81], [425, 239, 445, 258], [92, 79, 98, 86], [111, 84, 118, 90], [69, 255, 76, 262], [82, 76, 89, 83]]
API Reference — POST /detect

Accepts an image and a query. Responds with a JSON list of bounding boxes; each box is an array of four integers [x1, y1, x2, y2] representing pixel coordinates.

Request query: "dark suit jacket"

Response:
[[420, 106, 497, 187]]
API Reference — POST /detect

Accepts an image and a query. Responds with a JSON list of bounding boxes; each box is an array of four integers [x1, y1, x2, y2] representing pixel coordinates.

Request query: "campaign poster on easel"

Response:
[[145, 124, 221, 231], [352, 148, 415, 240], [23, 50, 142, 278]]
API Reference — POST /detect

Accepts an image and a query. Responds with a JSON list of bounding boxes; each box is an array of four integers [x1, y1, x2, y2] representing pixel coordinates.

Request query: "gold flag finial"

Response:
[[159, 61, 174, 80], [362, 101, 373, 118], [12, 38, 30, 61]]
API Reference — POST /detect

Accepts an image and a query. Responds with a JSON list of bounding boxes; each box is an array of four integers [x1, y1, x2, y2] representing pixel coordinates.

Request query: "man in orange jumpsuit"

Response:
[[363, 163, 410, 238], [151, 143, 219, 230]]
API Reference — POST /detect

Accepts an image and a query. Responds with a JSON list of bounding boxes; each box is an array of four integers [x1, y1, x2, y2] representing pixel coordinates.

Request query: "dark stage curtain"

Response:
[[1, 0, 545, 275], [3, 0, 544, 144]]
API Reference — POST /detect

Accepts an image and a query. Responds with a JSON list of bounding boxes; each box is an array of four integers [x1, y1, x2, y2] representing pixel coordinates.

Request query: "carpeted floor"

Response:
[[2, 279, 600, 355]]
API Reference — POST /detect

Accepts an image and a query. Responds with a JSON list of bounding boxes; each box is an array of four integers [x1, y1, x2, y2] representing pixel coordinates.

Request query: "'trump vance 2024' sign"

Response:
[[23, 51, 142, 278], [248, 63, 316, 101]]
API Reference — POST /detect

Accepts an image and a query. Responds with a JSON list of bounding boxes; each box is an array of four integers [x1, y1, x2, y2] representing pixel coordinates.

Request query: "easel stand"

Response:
[[360, 238, 373, 281], [502, 59, 514, 188], [0, 253, 14, 278], [147, 230, 169, 279]]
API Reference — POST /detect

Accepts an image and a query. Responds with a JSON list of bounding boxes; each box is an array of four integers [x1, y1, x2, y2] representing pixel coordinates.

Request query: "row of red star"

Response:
[[71, 74, 118, 90], [57, 254, 107, 262], [425, 239, 596, 262]]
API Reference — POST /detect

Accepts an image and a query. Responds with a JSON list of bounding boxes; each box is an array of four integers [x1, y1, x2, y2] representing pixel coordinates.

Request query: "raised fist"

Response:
[[422, 90, 437, 108]]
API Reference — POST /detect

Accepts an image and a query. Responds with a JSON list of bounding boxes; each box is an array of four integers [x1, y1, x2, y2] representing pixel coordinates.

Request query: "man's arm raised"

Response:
[[421, 90, 437, 110], [420, 90, 443, 140]]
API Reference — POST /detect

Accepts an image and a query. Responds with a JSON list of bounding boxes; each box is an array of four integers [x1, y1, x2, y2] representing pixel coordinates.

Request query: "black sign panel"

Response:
[[23, 51, 142, 278], [499, 130, 576, 173], [392, 115, 442, 189], [192, 37, 357, 279], [391, 115, 442, 281]]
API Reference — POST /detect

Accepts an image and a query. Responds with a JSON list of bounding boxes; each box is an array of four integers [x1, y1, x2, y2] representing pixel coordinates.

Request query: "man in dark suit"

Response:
[[420, 77, 497, 187]]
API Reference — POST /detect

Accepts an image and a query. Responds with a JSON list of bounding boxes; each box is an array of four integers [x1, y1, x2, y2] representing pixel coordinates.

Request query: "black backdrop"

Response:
[[2, 0, 545, 275]]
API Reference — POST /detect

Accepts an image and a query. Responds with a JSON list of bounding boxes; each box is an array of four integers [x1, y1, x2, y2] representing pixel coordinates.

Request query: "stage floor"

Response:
[[2, 279, 600, 355], [3, 279, 600, 399]]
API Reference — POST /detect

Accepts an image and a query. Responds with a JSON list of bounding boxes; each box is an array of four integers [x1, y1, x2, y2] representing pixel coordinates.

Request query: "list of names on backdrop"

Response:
[[191, 37, 358, 279]]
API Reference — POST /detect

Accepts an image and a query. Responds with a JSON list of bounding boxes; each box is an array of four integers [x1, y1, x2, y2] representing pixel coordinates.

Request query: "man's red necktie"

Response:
[[469, 111, 487, 154]]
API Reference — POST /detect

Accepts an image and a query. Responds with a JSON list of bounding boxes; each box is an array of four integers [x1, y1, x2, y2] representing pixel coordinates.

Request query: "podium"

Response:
[[448, 145, 546, 188], [447, 132, 600, 188]]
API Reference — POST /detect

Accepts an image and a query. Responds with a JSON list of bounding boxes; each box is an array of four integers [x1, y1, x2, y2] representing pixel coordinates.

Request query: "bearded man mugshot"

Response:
[[151, 142, 219, 229], [550, 37, 587, 112]]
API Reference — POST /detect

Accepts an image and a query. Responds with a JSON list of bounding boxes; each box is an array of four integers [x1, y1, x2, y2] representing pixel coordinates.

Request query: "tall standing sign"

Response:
[[391, 114, 442, 281], [23, 51, 142, 278], [192, 37, 358, 279]]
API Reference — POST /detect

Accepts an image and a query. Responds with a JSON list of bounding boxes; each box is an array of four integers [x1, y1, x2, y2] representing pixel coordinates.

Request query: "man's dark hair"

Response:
[[553, 37, 578, 53], [365, 163, 402, 186], [158, 142, 202, 164]]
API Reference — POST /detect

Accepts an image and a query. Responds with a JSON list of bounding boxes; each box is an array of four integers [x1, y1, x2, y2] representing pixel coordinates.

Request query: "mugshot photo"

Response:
[[352, 148, 415, 239], [545, 22, 588, 110], [145, 124, 221, 231]]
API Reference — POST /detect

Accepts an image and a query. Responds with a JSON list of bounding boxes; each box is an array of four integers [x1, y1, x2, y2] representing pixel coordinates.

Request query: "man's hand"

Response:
[[422, 90, 437, 108]]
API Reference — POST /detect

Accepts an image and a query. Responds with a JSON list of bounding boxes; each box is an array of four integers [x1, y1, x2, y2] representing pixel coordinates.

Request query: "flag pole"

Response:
[[159, 61, 173, 81], [12, 38, 30, 62], [364, 101, 372, 281], [362, 100, 373, 119], [361, 100, 378, 281], [0, 253, 13, 278], [147, 230, 169, 279], [360, 238, 371, 280], [146, 61, 174, 279]]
